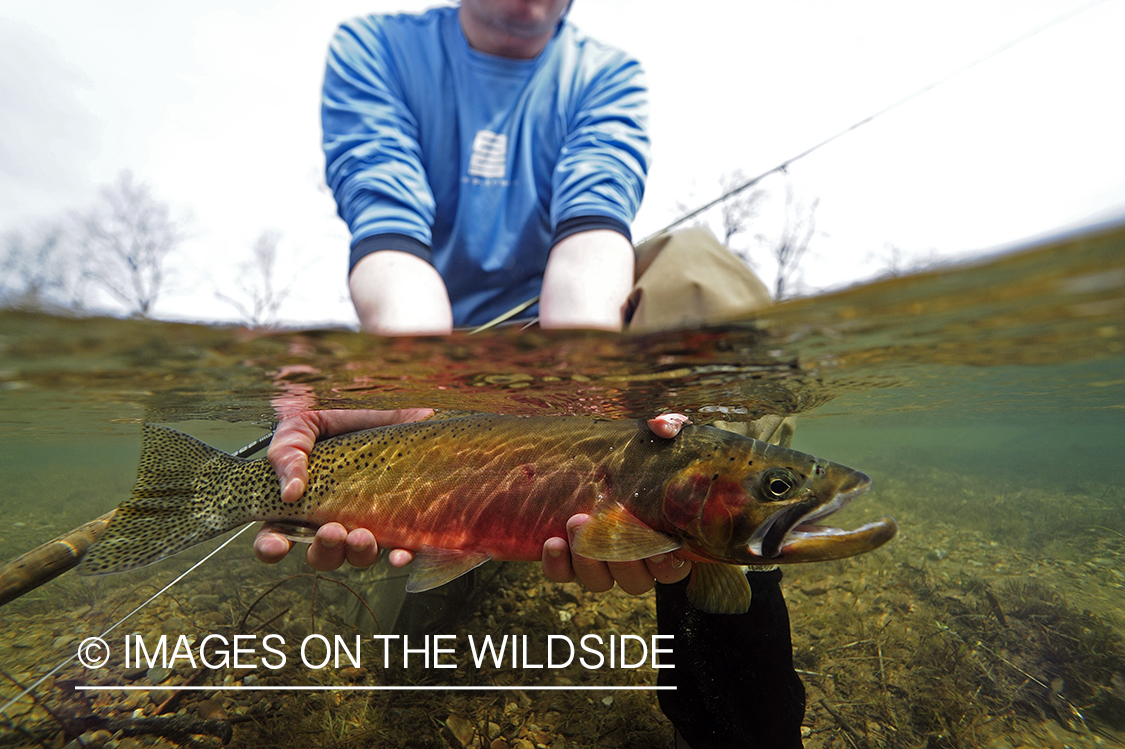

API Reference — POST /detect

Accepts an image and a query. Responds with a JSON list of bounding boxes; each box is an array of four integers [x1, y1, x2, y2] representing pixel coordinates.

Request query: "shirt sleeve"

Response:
[[321, 18, 436, 269], [550, 51, 651, 246]]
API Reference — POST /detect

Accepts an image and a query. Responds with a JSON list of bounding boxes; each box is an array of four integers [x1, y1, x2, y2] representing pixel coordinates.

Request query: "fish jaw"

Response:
[[739, 470, 898, 564], [772, 516, 898, 562]]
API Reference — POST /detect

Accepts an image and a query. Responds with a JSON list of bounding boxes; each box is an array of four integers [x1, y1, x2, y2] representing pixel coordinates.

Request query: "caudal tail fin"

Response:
[[79, 425, 248, 575]]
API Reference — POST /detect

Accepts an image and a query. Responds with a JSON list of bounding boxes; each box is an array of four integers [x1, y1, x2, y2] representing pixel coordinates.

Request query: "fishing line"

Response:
[[640, 0, 1113, 244], [101, 524, 257, 641], [469, 295, 540, 334], [231, 431, 274, 458], [1, 432, 271, 717], [0, 524, 255, 716]]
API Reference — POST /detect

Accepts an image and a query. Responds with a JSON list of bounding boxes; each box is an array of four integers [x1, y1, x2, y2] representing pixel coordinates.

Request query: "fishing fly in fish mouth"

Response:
[[78, 413, 896, 614]]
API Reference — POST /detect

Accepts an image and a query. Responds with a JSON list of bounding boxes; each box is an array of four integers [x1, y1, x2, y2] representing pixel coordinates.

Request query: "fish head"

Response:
[[663, 428, 896, 565]]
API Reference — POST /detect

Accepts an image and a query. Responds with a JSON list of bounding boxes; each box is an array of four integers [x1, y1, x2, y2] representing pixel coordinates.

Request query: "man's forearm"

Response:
[[349, 250, 454, 336], [539, 229, 635, 331]]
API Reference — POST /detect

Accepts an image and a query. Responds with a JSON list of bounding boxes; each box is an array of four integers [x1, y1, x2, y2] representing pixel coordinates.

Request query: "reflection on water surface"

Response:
[[1, 222, 1123, 748]]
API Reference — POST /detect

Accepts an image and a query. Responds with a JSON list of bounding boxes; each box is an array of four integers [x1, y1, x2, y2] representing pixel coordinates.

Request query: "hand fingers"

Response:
[[646, 413, 692, 439], [645, 552, 692, 585], [571, 554, 617, 593], [563, 514, 687, 595], [611, 560, 659, 595], [258, 522, 391, 571], [541, 537, 575, 583], [254, 526, 293, 564], [387, 548, 415, 567], [572, 556, 683, 595], [568, 556, 657, 596], [563, 514, 612, 591], [305, 523, 349, 571], [344, 528, 381, 569]]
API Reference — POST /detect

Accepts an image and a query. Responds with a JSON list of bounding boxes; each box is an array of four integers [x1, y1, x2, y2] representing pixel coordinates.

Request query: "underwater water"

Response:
[[0, 221, 1123, 749]]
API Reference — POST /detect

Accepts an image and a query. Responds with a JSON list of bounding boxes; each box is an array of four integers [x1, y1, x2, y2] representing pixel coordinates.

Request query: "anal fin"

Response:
[[571, 502, 681, 562], [406, 548, 492, 593], [686, 563, 752, 614]]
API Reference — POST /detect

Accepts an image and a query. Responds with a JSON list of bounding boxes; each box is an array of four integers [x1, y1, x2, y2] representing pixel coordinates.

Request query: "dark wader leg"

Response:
[[631, 228, 804, 747], [657, 569, 806, 749]]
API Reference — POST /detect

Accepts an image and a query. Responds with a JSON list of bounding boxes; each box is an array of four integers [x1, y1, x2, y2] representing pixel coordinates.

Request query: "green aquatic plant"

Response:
[[1090, 524, 1125, 540], [998, 579, 1125, 729]]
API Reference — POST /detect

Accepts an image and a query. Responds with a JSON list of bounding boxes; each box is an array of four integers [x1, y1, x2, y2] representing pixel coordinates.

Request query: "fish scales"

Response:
[[300, 416, 679, 558], [80, 413, 897, 614]]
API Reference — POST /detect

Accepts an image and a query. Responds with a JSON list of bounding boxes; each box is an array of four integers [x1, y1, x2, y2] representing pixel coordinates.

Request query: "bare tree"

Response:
[[0, 222, 89, 310], [877, 242, 908, 277], [669, 170, 816, 297], [77, 171, 185, 316], [871, 242, 941, 280], [717, 169, 765, 252], [666, 171, 763, 267], [216, 230, 293, 328], [768, 183, 819, 300]]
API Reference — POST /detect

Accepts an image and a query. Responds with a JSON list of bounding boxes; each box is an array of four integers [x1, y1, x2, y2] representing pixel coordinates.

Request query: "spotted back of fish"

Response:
[[80, 415, 696, 574]]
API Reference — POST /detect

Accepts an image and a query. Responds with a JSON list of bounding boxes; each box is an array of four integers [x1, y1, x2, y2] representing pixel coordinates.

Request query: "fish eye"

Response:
[[762, 468, 797, 500]]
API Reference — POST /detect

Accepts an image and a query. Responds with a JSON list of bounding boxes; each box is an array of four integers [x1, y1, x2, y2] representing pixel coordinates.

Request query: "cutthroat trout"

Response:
[[80, 414, 896, 614]]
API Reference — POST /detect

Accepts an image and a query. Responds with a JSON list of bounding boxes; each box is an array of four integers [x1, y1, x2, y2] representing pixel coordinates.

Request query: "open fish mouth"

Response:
[[746, 471, 897, 562]]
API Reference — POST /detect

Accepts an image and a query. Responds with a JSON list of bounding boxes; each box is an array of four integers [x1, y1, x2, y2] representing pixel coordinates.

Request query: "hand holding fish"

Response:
[[539, 413, 697, 594], [254, 409, 695, 594], [255, 408, 434, 571]]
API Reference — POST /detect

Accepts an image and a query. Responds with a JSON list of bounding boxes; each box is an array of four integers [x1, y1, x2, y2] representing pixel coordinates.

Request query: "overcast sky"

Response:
[[2, 0, 1123, 325]]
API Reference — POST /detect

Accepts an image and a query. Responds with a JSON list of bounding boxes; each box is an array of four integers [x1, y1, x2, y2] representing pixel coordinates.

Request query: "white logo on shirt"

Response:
[[468, 130, 507, 179]]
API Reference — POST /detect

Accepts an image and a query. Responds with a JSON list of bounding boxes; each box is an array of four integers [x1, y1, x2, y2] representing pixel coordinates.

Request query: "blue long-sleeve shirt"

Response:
[[322, 7, 651, 327]]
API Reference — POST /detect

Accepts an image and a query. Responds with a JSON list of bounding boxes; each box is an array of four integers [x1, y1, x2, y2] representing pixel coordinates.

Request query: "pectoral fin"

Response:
[[406, 548, 492, 593], [686, 563, 753, 614], [571, 502, 681, 562]]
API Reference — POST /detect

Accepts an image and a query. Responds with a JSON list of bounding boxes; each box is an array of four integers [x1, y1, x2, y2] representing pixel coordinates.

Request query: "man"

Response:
[[257, 2, 805, 746], [256, 0, 687, 598], [333, 0, 643, 336]]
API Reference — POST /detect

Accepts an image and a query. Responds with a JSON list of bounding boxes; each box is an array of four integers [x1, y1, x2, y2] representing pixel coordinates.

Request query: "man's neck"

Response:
[[458, 6, 555, 60]]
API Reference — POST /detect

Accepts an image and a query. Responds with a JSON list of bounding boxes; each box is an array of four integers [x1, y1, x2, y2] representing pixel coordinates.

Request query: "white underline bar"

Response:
[[74, 685, 674, 692]]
